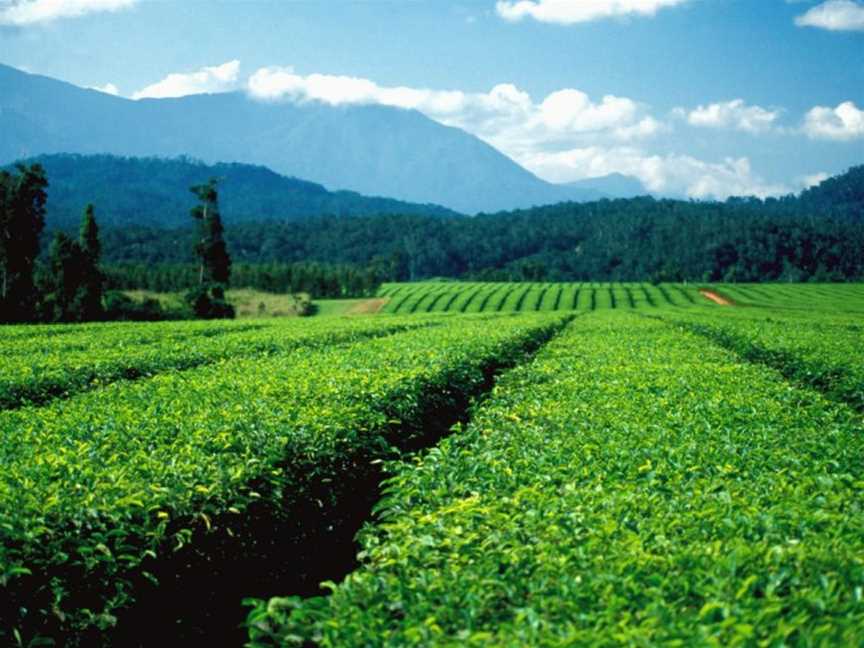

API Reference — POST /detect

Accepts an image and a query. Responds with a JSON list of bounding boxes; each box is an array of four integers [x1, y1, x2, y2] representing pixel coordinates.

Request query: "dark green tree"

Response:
[[191, 178, 231, 285], [0, 164, 48, 322], [77, 204, 105, 320], [44, 232, 87, 322], [187, 178, 234, 318], [39, 205, 105, 322]]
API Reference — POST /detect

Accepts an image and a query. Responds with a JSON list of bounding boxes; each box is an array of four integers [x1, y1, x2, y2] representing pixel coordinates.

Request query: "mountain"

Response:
[[563, 173, 647, 199], [7, 154, 458, 230], [0, 63, 613, 214]]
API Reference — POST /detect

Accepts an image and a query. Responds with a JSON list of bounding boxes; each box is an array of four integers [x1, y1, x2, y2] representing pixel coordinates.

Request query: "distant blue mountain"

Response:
[[564, 173, 647, 199], [0, 63, 641, 214]]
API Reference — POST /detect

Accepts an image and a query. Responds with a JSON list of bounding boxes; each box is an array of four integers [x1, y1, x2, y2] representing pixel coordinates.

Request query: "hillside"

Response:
[[0, 64, 631, 213], [8, 154, 457, 229], [101, 165, 864, 283]]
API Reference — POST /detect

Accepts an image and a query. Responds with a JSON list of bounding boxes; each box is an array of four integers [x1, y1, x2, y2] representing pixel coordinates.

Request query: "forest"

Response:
[[4, 159, 863, 321], [101, 164, 864, 286]]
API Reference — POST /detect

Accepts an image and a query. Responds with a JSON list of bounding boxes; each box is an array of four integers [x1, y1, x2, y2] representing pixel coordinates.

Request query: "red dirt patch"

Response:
[[700, 290, 733, 306], [348, 298, 389, 314]]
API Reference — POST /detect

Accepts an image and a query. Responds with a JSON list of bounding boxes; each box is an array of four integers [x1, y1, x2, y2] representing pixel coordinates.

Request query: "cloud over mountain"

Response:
[[132, 60, 241, 100]]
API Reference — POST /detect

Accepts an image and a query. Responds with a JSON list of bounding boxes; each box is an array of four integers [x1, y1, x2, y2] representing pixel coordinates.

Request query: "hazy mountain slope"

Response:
[[564, 173, 647, 198], [0, 63, 613, 213], [7, 154, 458, 229]]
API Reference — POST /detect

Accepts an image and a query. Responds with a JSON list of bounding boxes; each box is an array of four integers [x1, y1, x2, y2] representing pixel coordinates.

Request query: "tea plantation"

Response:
[[2, 283, 863, 646]]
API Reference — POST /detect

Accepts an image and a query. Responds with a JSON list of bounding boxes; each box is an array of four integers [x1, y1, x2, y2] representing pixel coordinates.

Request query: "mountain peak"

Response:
[[1, 63, 603, 213]]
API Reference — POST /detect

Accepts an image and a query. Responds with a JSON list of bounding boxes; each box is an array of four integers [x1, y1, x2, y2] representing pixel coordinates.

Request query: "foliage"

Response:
[[39, 205, 106, 322], [0, 163, 48, 322], [103, 290, 178, 321], [0, 313, 434, 411], [93, 163, 864, 283], [188, 178, 233, 319], [0, 313, 565, 645], [378, 281, 704, 313], [248, 311, 864, 646], [105, 261, 384, 298], [661, 305, 864, 412]]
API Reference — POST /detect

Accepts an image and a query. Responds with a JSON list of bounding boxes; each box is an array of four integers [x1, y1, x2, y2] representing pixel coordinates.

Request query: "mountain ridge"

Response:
[[0, 63, 644, 213], [5, 153, 459, 229]]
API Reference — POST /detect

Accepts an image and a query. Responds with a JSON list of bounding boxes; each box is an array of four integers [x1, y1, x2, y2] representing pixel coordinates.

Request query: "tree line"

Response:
[[95, 164, 864, 284], [105, 261, 383, 298], [0, 165, 238, 323]]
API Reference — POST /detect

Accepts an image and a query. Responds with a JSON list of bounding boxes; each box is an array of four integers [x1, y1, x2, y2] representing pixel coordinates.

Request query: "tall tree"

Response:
[[188, 178, 233, 318], [80, 203, 101, 263], [45, 231, 86, 322], [190, 178, 231, 285], [0, 164, 48, 322], [77, 204, 105, 320], [40, 204, 105, 322]]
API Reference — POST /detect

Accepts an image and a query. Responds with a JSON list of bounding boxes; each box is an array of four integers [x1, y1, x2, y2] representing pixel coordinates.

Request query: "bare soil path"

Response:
[[700, 290, 733, 306], [348, 298, 389, 314]]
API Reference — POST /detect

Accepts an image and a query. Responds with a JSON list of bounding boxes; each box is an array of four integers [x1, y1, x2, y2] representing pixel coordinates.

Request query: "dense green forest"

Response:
[[98, 165, 864, 285], [106, 261, 383, 297]]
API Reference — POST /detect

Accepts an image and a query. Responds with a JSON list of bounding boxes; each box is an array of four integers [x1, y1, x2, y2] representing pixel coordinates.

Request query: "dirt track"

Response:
[[699, 290, 733, 306], [348, 298, 389, 314]]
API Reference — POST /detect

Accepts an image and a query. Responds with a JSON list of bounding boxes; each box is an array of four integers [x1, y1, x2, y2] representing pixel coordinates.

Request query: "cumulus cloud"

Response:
[[802, 101, 864, 140], [0, 0, 136, 26], [132, 60, 241, 100], [521, 146, 790, 199], [247, 66, 664, 163], [495, 0, 690, 24], [801, 172, 829, 189], [675, 99, 782, 133], [795, 0, 864, 31], [247, 66, 802, 199]]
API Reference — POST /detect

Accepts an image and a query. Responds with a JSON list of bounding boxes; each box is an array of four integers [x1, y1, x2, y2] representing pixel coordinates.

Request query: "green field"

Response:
[[2, 283, 863, 646], [379, 281, 709, 313]]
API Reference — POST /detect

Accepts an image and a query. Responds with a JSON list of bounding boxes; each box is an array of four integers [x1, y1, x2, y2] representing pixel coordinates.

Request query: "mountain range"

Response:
[[0, 63, 645, 214], [7, 154, 458, 230]]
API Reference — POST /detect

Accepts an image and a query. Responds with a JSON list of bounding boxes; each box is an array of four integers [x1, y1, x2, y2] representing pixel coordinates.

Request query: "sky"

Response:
[[1, 0, 862, 199]]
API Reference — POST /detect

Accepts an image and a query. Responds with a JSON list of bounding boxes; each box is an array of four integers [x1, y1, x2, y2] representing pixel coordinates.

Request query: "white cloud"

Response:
[[132, 60, 241, 100], [0, 0, 136, 26], [247, 66, 664, 162], [521, 146, 790, 199], [89, 82, 119, 96], [247, 66, 798, 199], [795, 0, 864, 31], [802, 101, 864, 140], [676, 99, 782, 134], [495, 0, 690, 24], [801, 172, 829, 188]]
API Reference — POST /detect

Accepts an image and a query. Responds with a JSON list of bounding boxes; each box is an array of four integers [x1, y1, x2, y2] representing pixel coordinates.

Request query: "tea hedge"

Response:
[[662, 309, 864, 412], [250, 312, 864, 646], [0, 315, 436, 410], [377, 282, 704, 314], [0, 313, 566, 645]]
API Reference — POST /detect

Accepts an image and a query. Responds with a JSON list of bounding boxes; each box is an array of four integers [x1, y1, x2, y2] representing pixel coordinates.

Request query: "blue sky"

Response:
[[1, 0, 862, 198]]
